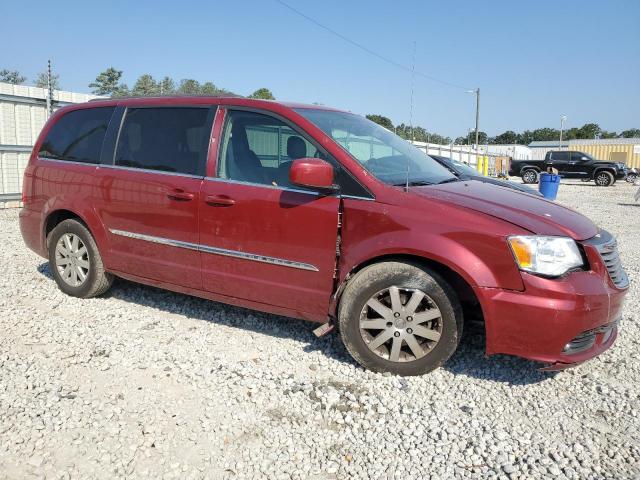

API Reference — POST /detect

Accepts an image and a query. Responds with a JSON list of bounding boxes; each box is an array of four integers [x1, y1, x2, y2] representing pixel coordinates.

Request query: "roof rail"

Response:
[[88, 93, 244, 101]]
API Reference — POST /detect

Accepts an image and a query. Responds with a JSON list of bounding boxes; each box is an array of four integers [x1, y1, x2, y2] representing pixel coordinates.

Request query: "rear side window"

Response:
[[39, 107, 114, 163], [115, 107, 212, 176]]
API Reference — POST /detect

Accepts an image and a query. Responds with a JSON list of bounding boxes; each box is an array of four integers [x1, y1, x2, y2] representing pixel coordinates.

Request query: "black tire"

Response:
[[521, 169, 539, 184], [338, 261, 462, 376], [627, 174, 637, 184], [594, 170, 614, 187], [47, 219, 113, 298]]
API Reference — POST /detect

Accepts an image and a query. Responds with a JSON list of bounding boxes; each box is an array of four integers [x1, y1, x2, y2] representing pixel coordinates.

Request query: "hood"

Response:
[[411, 180, 597, 241]]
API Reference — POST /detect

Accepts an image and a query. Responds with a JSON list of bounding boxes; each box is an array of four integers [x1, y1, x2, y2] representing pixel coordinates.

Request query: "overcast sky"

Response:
[[2, 0, 639, 138]]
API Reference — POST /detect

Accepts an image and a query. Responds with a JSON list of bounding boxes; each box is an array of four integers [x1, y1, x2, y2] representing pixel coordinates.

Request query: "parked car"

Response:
[[20, 97, 628, 375], [430, 155, 543, 197], [509, 150, 627, 186]]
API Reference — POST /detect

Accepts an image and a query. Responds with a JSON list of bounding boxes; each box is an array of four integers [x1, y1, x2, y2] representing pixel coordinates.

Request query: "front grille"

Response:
[[563, 321, 618, 355], [585, 230, 629, 289]]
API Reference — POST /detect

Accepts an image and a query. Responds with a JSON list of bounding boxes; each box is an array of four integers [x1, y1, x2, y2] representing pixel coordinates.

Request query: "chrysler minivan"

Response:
[[20, 97, 628, 375]]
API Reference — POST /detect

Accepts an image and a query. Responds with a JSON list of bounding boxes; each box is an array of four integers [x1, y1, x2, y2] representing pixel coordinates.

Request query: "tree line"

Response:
[[366, 113, 639, 145], [2, 67, 637, 141], [0, 67, 275, 100]]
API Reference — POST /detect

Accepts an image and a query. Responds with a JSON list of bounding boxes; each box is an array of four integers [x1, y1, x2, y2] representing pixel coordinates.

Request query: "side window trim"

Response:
[[100, 106, 125, 165], [215, 106, 374, 199], [109, 105, 216, 177]]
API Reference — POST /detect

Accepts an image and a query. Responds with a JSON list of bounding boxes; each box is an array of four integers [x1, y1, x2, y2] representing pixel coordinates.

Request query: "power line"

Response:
[[274, 0, 471, 91]]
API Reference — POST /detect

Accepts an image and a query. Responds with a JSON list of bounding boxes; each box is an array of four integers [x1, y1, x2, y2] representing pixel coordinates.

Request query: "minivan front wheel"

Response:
[[338, 261, 462, 376], [48, 219, 113, 298], [595, 171, 614, 186]]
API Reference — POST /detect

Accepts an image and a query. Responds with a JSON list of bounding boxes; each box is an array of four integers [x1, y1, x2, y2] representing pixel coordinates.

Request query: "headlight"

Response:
[[508, 236, 584, 277]]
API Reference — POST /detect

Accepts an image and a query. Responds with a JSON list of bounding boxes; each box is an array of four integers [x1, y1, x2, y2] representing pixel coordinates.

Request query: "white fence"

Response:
[[0, 82, 101, 196]]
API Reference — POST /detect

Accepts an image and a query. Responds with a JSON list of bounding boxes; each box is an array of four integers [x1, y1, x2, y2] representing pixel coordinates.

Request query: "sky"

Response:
[[2, 0, 639, 139]]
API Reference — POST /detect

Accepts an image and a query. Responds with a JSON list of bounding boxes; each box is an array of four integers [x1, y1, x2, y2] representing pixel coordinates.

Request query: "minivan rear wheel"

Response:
[[522, 169, 539, 184], [48, 219, 113, 298], [338, 261, 462, 376]]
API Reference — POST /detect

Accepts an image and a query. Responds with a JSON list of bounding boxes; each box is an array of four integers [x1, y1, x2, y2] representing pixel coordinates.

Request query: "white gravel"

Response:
[[1, 180, 639, 479]]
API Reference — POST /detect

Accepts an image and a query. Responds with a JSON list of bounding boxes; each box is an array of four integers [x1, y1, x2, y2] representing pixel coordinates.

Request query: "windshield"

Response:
[[450, 159, 480, 177], [295, 109, 456, 186]]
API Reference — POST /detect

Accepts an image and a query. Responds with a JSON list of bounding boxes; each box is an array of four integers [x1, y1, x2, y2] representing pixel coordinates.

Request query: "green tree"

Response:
[[112, 84, 130, 97], [600, 130, 618, 139], [132, 74, 159, 96], [158, 76, 176, 95], [0, 69, 26, 84], [200, 81, 220, 95], [578, 123, 601, 139], [177, 79, 201, 95], [531, 128, 560, 141], [248, 88, 275, 100], [35, 72, 60, 90], [491, 130, 518, 144], [90, 68, 125, 95], [366, 114, 394, 131], [620, 128, 640, 138], [454, 136, 467, 145]]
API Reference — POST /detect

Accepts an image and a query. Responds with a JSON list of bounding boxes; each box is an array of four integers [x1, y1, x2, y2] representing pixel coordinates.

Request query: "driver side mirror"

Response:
[[289, 158, 338, 191]]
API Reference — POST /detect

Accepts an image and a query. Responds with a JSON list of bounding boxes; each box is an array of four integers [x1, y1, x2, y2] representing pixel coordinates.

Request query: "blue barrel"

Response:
[[538, 173, 561, 200]]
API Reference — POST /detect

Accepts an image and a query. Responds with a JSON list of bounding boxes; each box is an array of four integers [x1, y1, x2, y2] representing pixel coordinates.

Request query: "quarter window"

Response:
[[115, 107, 212, 176], [39, 107, 114, 163]]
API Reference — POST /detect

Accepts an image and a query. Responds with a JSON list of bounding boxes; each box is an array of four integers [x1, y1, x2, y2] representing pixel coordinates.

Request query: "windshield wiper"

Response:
[[436, 178, 461, 185], [392, 180, 434, 187]]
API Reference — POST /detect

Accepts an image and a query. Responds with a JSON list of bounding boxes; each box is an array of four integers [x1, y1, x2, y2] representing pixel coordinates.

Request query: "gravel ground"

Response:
[[1, 180, 639, 479]]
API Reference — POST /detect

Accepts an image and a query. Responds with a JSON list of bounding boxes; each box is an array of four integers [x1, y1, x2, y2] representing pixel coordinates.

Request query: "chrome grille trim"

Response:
[[584, 230, 629, 289], [108, 229, 319, 272]]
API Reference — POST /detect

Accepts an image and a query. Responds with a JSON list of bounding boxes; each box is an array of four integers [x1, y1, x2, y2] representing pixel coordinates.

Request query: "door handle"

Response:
[[205, 194, 235, 207], [167, 189, 194, 201]]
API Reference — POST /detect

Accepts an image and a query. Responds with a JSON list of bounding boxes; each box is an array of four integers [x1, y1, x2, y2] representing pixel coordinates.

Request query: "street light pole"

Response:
[[467, 88, 480, 148], [474, 88, 480, 148], [559, 114, 567, 149]]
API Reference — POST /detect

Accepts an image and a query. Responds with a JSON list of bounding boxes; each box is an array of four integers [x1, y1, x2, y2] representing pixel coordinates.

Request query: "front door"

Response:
[[199, 109, 340, 319], [567, 151, 591, 178], [96, 105, 215, 288]]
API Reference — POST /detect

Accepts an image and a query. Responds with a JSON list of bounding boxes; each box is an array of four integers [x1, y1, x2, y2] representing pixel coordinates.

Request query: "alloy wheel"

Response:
[[523, 171, 537, 183], [359, 286, 443, 363], [55, 233, 90, 287], [595, 172, 611, 186]]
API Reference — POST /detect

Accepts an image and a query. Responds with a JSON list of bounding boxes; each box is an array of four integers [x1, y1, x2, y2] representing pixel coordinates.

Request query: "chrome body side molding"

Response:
[[109, 229, 319, 272]]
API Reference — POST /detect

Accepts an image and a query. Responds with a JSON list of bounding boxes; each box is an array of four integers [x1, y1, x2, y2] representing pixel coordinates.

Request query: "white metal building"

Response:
[[0, 82, 101, 196], [484, 144, 533, 160]]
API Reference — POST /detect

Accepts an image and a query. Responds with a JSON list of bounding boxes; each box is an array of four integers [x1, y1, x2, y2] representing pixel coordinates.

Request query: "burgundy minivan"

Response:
[[20, 97, 628, 375]]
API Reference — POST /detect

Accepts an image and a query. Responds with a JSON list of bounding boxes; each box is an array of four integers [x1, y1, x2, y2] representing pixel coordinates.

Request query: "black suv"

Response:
[[510, 150, 627, 186]]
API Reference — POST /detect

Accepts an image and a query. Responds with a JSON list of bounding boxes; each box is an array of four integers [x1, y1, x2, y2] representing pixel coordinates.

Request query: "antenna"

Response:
[[46, 60, 53, 118], [405, 40, 416, 192]]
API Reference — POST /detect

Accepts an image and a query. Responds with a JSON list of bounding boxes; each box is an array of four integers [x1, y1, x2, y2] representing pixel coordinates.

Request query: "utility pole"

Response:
[[474, 88, 480, 148], [467, 88, 480, 148], [559, 114, 567, 148]]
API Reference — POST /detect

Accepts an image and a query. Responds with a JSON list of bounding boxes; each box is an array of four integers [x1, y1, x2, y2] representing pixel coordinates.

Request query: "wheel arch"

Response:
[[41, 205, 110, 261], [331, 253, 485, 336], [520, 165, 541, 175], [593, 168, 615, 185]]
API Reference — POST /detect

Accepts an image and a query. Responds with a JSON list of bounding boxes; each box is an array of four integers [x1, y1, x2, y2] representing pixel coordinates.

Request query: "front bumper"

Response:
[[475, 241, 627, 367]]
